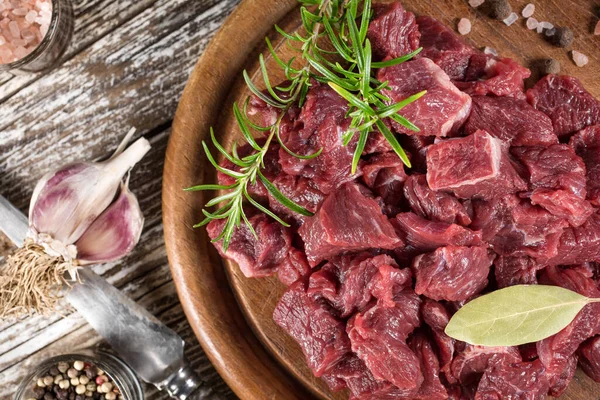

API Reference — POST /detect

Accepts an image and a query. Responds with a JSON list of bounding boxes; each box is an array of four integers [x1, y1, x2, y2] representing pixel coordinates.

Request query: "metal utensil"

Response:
[[0, 195, 223, 400]]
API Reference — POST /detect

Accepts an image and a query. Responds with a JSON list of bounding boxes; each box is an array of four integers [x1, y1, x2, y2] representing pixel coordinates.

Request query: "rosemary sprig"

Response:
[[188, 0, 425, 251]]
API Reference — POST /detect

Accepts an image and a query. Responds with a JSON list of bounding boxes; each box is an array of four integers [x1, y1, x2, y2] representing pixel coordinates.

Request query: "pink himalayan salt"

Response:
[[522, 3, 535, 18], [457, 18, 472, 35], [469, 0, 485, 7], [503, 12, 518, 26], [526, 17, 539, 30], [595, 20, 600, 36], [0, 0, 52, 65], [572, 50, 589, 67]]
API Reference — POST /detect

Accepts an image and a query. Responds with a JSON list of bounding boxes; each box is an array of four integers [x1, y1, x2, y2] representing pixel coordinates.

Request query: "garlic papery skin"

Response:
[[75, 181, 144, 265], [29, 137, 151, 245]]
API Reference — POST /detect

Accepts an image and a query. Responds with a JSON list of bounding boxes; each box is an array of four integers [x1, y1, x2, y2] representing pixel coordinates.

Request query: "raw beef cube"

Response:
[[412, 245, 493, 301], [488, 195, 568, 261], [347, 289, 422, 393], [207, 213, 292, 278], [464, 96, 558, 147], [392, 212, 483, 253], [494, 256, 545, 289], [217, 141, 280, 203], [398, 134, 434, 173], [475, 360, 550, 400], [299, 183, 403, 266], [268, 174, 325, 225], [451, 345, 522, 385], [278, 83, 359, 194], [455, 57, 531, 99], [273, 280, 351, 377], [549, 213, 600, 265], [408, 332, 449, 400], [537, 266, 600, 393], [416, 16, 484, 81], [367, 1, 420, 60], [379, 58, 472, 137], [362, 152, 407, 208], [421, 299, 455, 383], [403, 174, 472, 226], [579, 336, 600, 382], [530, 188, 594, 227], [308, 253, 410, 318], [570, 125, 600, 206], [546, 355, 578, 398], [427, 131, 527, 200], [511, 144, 587, 199], [469, 197, 512, 241], [277, 248, 311, 286], [527, 75, 600, 138], [368, 262, 414, 308]]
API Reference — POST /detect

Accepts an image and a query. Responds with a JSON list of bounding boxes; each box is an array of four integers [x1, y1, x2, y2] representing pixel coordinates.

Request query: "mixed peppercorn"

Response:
[[27, 360, 123, 400]]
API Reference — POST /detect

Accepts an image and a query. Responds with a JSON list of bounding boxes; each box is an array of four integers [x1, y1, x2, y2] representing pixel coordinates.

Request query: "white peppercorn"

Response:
[[58, 380, 70, 390], [73, 361, 85, 371], [105, 392, 116, 400], [57, 362, 69, 373], [78, 375, 90, 385], [85, 382, 96, 392], [70, 377, 80, 386], [85, 392, 92, 397], [53, 375, 62, 385], [75, 384, 86, 395], [67, 368, 79, 379], [100, 382, 113, 392], [37, 378, 47, 388]]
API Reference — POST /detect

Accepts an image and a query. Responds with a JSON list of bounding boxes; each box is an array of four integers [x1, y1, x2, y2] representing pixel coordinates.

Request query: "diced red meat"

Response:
[[427, 131, 527, 200], [277, 248, 311, 286], [537, 266, 600, 393], [511, 144, 587, 200], [475, 360, 550, 400], [398, 134, 434, 173], [347, 289, 422, 393], [379, 58, 472, 137], [412, 246, 493, 301], [367, 2, 420, 60], [392, 212, 483, 253], [570, 125, 600, 206], [527, 74, 600, 138], [362, 152, 407, 208], [308, 253, 410, 318], [451, 345, 522, 385], [416, 16, 484, 81], [278, 82, 359, 194], [530, 188, 594, 227], [456, 58, 531, 99], [408, 331, 449, 400], [299, 183, 403, 266], [579, 336, 600, 382], [273, 280, 351, 377], [403, 174, 471, 226], [464, 96, 558, 147], [369, 263, 414, 308], [549, 213, 600, 265], [421, 299, 455, 382], [268, 174, 325, 224], [207, 212, 292, 278], [546, 355, 578, 398], [494, 256, 545, 289]]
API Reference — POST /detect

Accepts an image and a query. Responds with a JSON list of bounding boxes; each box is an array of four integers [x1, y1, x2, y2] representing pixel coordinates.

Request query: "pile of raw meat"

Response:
[[207, 1, 600, 399]]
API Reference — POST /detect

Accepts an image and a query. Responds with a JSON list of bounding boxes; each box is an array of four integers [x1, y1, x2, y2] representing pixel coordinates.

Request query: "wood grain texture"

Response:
[[0, 0, 240, 398], [165, 0, 600, 399]]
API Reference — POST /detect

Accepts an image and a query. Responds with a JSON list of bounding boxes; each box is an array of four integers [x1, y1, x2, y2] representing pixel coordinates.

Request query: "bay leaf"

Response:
[[445, 285, 593, 347]]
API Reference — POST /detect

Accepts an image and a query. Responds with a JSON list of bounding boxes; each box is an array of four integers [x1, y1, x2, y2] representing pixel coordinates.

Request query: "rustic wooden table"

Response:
[[0, 0, 240, 398]]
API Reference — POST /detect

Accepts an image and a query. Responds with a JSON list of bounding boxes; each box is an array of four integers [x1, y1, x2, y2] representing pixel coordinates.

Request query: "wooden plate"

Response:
[[163, 0, 600, 399]]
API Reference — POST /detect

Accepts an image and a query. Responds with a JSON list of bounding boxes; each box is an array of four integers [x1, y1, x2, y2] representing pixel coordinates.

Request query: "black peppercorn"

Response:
[[69, 393, 76, 400], [56, 390, 69, 400], [546, 26, 574, 48], [44, 393, 56, 400], [49, 367, 60, 376], [33, 386, 46, 400], [75, 395, 85, 400], [486, 0, 512, 20], [540, 58, 561, 75], [85, 366, 97, 379]]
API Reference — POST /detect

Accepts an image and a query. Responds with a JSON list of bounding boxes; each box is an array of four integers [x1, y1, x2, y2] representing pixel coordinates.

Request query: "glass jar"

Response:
[[0, 0, 74, 72], [14, 350, 144, 400]]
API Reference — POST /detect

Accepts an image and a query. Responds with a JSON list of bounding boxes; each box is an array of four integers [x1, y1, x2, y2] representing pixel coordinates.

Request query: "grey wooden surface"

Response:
[[0, 0, 240, 398]]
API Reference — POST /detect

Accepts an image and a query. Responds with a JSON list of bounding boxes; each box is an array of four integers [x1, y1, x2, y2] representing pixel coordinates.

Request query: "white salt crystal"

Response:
[[522, 3, 535, 18], [572, 50, 589, 67], [469, 0, 485, 8], [483, 46, 498, 56], [458, 18, 472, 35], [536, 24, 543, 33], [595, 20, 600, 36], [540, 21, 553, 30], [526, 17, 539, 30], [503, 12, 518, 26]]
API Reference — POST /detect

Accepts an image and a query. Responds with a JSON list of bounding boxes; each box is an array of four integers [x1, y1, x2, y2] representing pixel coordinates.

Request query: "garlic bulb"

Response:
[[0, 130, 150, 317]]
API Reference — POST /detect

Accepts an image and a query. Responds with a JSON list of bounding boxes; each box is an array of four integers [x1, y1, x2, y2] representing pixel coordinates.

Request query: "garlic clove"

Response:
[[29, 138, 151, 245], [75, 181, 144, 265]]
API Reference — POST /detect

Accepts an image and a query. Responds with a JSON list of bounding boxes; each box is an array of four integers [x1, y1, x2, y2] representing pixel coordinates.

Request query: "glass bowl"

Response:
[[14, 350, 144, 400], [0, 0, 74, 72]]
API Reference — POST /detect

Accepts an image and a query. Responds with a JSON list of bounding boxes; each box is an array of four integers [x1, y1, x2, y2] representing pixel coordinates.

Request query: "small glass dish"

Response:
[[0, 0, 74, 73], [14, 350, 144, 400]]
